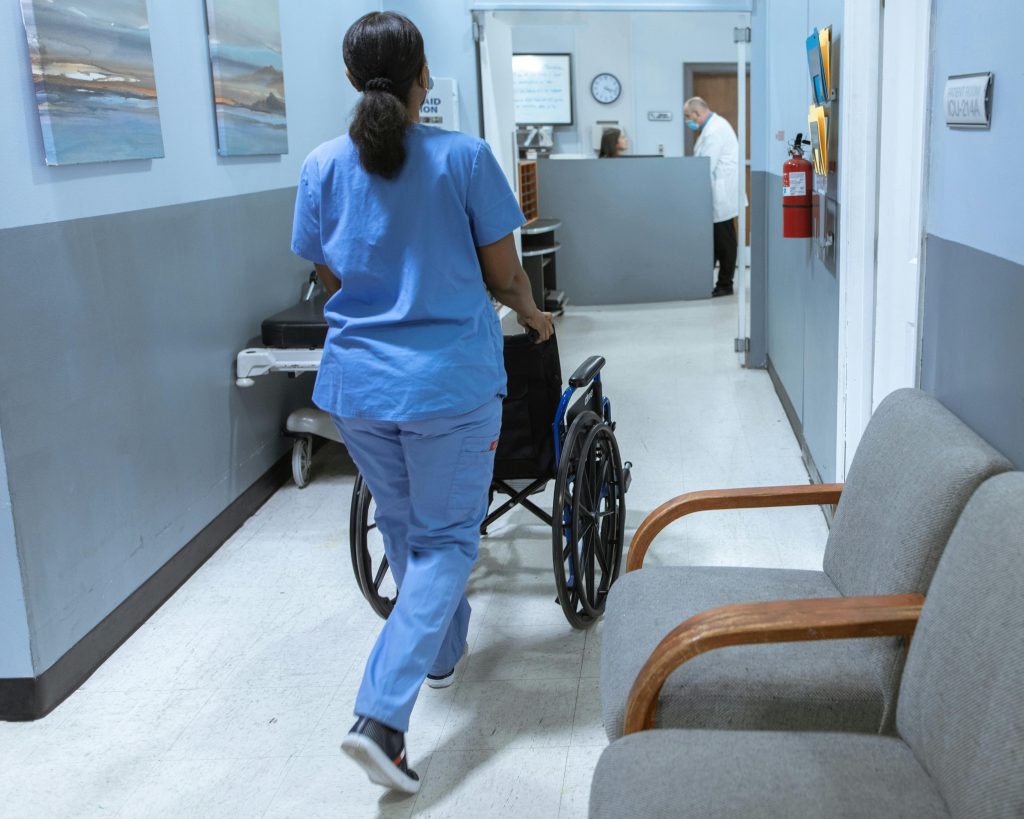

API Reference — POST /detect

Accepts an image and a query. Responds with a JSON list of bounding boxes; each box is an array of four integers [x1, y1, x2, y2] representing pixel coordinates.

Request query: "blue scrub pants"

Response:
[[333, 397, 502, 733]]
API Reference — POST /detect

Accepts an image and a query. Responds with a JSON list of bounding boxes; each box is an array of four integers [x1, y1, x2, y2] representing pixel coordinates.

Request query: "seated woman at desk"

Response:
[[598, 128, 628, 158]]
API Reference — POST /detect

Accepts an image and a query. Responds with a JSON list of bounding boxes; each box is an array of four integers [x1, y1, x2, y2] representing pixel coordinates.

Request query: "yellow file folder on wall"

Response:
[[808, 105, 828, 174], [818, 27, 832, 96]]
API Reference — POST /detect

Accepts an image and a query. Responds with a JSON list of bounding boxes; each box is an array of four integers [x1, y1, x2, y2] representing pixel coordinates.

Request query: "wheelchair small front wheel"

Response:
[[349, 475, 397, 619], [291, 435, 313, 488]]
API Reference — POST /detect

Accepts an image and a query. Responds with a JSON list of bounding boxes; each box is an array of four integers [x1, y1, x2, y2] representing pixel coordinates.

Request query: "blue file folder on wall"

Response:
[[806, 29, 826, 104]]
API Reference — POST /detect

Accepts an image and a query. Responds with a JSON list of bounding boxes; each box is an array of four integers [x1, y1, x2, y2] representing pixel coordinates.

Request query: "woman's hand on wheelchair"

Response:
[[518, 309, 555, 343]]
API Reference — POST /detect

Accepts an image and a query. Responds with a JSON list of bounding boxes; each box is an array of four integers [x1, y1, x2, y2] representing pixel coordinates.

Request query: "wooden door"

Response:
[[688, 70, 751, 244]]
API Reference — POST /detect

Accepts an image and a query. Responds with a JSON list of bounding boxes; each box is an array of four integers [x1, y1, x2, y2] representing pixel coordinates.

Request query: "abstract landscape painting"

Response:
[[20, 0, 164, 166], [204, 0, 288, 156]]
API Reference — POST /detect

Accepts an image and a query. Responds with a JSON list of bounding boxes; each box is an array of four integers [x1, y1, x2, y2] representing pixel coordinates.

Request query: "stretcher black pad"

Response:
[[494, 334, 562, 480], [261, 295, 329, 348]]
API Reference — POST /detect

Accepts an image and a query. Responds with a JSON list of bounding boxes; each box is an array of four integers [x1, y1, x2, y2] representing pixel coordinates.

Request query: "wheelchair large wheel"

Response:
[[552, 410, 626, 628], [349, 475, 397, 619]]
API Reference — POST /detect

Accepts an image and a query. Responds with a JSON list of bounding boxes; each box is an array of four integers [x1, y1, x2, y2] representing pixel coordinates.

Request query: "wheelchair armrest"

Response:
[[568, 356, 606, 387]]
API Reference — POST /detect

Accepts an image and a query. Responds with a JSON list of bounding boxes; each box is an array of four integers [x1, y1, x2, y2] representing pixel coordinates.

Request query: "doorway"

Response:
[[684, 63, 751, 245]]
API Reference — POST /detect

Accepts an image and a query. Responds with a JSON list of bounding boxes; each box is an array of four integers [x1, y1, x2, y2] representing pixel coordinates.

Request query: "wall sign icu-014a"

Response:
[[944, 72, 993, 129]]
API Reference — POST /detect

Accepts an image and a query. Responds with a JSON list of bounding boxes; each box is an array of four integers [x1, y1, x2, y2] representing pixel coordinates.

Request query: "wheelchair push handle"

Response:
[[524, 324, 553, 343]]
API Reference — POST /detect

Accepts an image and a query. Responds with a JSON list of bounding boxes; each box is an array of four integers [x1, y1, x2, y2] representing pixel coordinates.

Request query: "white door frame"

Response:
[[871, 0, 932, 409], [835, 1, 882, 480], [736, 31, 748, 366], [835, 0, 931, 479]]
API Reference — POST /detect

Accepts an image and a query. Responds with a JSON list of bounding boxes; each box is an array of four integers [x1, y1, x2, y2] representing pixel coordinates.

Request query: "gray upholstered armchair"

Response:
[[601, 389, 1011, 740], [590, 472, 1024, 818]]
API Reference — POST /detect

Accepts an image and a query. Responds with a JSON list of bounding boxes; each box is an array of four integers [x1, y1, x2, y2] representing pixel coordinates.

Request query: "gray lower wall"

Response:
[[536, 157, 713, 305], [763, 171, 839, 481], [0, 188, 313, 675], [921, 235, 1024, 468], [749, 170, 768, 368], [0, 426, 32, 678], [765, 171, 808, 426]]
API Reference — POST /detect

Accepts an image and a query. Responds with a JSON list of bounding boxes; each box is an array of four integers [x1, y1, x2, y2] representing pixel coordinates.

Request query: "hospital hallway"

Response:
[[0, 299, 827, 818]]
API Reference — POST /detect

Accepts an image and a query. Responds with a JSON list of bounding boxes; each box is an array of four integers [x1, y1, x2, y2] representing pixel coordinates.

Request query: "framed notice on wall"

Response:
[[512, 53, 573, 126]]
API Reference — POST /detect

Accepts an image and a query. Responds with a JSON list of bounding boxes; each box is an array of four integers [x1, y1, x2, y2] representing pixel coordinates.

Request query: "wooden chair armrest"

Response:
[[626, 483, 844, 572], [623, 593, 923, 735]]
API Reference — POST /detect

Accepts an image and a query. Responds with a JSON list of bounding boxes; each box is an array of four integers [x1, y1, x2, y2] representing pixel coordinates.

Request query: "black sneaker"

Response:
[[341, 716, 420, 794], [712, 284, 734, 298]]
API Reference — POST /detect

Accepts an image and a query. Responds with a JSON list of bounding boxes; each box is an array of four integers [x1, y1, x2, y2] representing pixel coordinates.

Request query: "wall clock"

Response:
[[591, 73, 621, 105]]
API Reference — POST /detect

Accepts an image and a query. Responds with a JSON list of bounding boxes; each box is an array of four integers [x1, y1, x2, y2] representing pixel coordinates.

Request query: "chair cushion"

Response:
[[824, 388, 1011, 598], [600, 566, 899, 740], [589, 730, 950, 819], [896, 472, 1024, 818]]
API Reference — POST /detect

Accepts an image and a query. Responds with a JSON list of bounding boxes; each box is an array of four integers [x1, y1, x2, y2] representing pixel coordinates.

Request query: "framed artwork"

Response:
[[204, 0, 288, 156], [20, 0, 165, 166]]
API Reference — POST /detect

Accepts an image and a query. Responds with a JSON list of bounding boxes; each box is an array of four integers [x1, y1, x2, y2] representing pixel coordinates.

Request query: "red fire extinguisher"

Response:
[[782, 133, 813, 239]]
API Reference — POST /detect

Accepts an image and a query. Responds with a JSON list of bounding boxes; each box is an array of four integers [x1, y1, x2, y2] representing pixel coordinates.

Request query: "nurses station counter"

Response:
[[534, 156, 713, 304]]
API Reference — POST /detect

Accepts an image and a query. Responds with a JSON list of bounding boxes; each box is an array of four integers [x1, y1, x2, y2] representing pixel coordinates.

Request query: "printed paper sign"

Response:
[[783, 171, 807, 197]]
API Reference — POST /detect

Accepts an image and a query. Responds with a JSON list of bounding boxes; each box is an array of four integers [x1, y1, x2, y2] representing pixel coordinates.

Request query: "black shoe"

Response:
[[341, 716, 421, 794], [712, 284, 734, 298]]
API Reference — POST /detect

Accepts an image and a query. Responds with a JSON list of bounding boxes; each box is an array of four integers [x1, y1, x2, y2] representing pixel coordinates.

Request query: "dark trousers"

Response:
[[713, 218, 738, 289]]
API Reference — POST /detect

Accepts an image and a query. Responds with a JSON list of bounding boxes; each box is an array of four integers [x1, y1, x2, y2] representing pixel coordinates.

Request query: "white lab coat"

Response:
[[694, 113, 743, 223]]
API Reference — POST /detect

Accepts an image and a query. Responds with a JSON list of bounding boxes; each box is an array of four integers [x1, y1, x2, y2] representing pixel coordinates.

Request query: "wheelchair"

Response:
[[349, 332, 632, 629]]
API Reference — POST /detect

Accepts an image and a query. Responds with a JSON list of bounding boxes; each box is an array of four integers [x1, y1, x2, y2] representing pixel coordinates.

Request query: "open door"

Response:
[[475, 11, 522, 268], [685, 66, 751, 245], [476, 12, 518, 193]]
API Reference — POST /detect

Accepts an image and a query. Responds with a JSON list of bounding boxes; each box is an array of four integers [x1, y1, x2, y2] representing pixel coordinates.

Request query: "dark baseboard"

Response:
[[0, 678, 36, 721], [0, 451, 293, 722], [766, 356, 834, 525]]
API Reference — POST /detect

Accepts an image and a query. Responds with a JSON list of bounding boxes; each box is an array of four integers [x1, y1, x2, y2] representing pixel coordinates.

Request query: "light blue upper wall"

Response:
[[0, 429, 33, 679], [927, 0, 1024, 266], [386, 1, 482, 136], [0, 0, 378, 230], [761, 0, 811, 174], [470, 1, 750, 9]]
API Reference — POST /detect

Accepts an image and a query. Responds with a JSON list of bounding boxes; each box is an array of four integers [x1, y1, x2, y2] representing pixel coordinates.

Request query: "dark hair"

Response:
[[599, 128, 622, 158], [343, 12, 425, 178]]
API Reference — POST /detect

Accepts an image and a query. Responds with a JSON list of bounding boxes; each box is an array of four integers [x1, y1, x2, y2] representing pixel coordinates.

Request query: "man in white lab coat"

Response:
[[685, 97, 740, 297]]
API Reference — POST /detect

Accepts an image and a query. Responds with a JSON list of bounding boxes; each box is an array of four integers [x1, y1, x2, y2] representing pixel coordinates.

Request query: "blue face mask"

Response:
[[686, 119, 700, 131]]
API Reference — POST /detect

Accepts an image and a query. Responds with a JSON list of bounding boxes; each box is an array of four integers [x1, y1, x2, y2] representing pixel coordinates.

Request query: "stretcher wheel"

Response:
[[349, 474, 397, 619], [551, 410, 626, 628], [292, 435, 313, 488]]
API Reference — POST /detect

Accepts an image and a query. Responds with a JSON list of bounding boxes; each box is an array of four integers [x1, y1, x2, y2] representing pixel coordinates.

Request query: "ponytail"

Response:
[[343, 13, 426, 179]]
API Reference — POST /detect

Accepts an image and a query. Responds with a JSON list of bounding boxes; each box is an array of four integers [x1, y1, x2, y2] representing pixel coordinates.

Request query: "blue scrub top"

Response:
[[291, 125, 526, 422]]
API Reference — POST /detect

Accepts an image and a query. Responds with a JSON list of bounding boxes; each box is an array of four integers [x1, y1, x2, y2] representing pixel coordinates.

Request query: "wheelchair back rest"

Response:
[[495, 333, 563, 479]]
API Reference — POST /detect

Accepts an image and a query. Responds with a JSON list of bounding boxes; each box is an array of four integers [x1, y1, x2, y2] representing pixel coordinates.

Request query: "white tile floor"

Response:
[[0, 298, 828, 818]]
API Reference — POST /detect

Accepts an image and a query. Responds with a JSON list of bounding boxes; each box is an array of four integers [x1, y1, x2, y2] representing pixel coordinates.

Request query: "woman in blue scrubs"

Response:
[[291, 12, 553, 794]]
